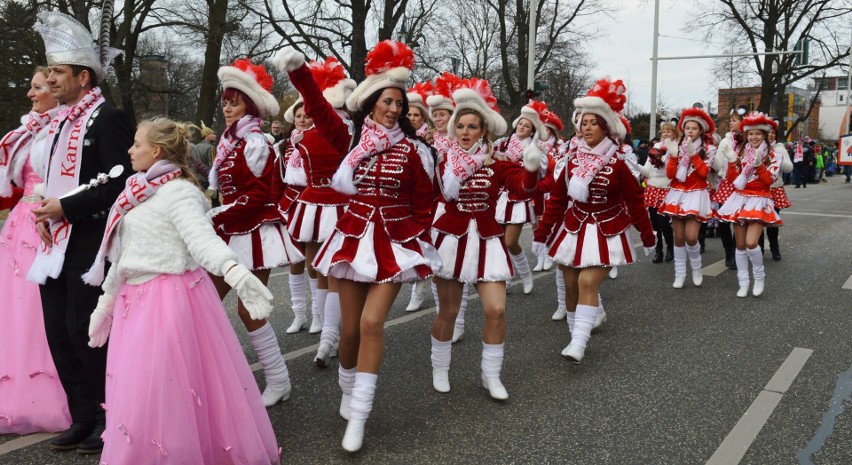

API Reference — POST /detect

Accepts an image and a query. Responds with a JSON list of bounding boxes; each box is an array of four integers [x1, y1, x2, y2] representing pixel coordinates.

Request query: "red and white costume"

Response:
[[271, 137, 306, 218], [283, 61, 353, 243], [535, 141, 655, 268], [639, 142, 671, 208], [433, 144, 536, 283], [769, 142, 792, 209], [716, 147, 783, 225], [711, 132, 741, 206]]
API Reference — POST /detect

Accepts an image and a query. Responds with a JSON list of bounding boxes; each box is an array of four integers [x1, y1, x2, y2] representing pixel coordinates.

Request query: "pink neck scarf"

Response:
[[331, 117, 404, 195], [209, 115, 262, 188], [441, 140, 488, 201], [83, 161, 183, 285], [28, 88, 105, 285], [794, 142, 803, 163], [416, 122, 429, 138], [676, 137, 702, 182], [0, 110, 55, 197], [502, 134, 530, 163], [733, 141, 766, 190], [567, 137, 617, 203]]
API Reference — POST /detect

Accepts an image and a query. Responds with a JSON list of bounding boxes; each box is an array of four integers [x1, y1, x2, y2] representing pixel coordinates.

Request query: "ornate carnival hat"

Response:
[[346, 40, 415, 112], [218, 58, 280, 118], [572, 77, 628, 140], [447, 78, 507, 138]]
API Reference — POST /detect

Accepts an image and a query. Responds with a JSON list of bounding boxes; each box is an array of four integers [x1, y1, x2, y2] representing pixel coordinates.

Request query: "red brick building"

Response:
[[717, 86, 820, 140]]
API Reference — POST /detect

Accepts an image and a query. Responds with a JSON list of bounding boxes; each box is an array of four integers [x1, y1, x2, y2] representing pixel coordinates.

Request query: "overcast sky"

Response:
[[587, 0, 724, 116]]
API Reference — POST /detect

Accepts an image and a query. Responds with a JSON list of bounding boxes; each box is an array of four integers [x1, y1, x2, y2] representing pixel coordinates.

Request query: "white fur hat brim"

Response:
[[325, 78, 356, 110], [512, 106, 548, 141], [406, 93, 430, 119], [346, 67, 411, 112], [427, 95, 454, 119], [572, 96, 626, 140], [284, 97, 303, 123], [742, 123, 772, 133], [447, 88, 507, 138], [218, 66, 281, 118], [681, 116, 710, 133]]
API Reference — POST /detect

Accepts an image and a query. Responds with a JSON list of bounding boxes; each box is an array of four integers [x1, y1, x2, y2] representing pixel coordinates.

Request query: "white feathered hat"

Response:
[[447, 78, 507, 138], [218, 58, 280, 118], [284, 56, 356, 123], [427, 72, 460, 119], [35, 11, 122, 83], [346, 40, 415, 112], [512, 100, 550, 141], [741, 112, 777, 133], [406, 81, 434, 120], [572, 77, 628, 140]]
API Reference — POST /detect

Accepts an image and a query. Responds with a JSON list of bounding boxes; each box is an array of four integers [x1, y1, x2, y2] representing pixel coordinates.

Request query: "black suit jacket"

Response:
[[55, 103, 134, 269]]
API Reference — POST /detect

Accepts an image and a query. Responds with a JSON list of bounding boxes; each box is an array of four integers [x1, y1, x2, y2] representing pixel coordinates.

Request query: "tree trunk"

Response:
[[349, 0, 369, 82], [195, 0, 229, 128]]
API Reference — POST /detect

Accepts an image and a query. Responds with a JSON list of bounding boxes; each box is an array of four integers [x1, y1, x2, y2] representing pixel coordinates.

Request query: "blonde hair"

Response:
[[139, 117, 201, 186], [34, 66, 49, 78], [660, 122, 680, 140], [454, 108, 494, 164]]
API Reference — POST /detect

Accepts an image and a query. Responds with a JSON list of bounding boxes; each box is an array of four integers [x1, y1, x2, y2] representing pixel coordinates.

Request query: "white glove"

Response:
[[88, 292, 116, 348], [686, 140, 697, 157], [523, 142, 543, 173], [33, 183, 45, 197], [643, 246, 655, 257], [753, 152, 765, 167], [665, 139, 678, 157], [272, 47, 306, 73], [223, 260, 274, 320]]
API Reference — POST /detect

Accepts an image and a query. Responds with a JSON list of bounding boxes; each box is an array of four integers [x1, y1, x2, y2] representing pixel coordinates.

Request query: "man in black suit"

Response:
[[32, 11, 133, 455]]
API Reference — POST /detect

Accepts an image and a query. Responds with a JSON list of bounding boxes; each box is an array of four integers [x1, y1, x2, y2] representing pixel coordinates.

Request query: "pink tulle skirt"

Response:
[[101, 268, 279, 465], [0, 200, 71, 434]]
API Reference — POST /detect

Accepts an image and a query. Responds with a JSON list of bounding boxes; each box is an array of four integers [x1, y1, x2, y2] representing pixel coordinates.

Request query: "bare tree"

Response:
[[694, 0, 852, 138]]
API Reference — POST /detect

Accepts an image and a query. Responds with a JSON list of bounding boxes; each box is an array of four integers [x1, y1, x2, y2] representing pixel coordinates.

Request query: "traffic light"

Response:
[[794, 38, 809, 66], [524, 81, 550, 100]]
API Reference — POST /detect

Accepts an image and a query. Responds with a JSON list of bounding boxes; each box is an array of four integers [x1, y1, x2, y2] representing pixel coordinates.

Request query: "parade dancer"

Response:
[[716, 112, 782, 297], [494, 101, 550, 294], [658, 107, 716, 289], [534, 78, 655, 364], [306, 41, 439, 452], [712, 106, 747, 269], [273, 58, 357, 361], [533, 111, 564, 272], [761, 122, 792, 261], [405, 81, 436, 311], [85, 118, 280, 465], [430, 78, 541, 399], [274, 101, 312, 333], [209, 59, 304, 407], [28, 11, 133, 453], [640, 121, 677, 264], [0, 67, 71, 435]]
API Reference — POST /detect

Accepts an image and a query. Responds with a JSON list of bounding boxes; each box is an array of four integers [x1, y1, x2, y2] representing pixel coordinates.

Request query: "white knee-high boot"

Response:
[[562, 304, 596, 364], [338, 366, 356, 420], [747, 246, 765, 296], [481, 342, 508, 400], [342, 372, 377, 452], [510, 251, 534, 294], [685, 243, 703, 286], [315, 292, 341, 367], [249, 322, 291, 407], [672, 246, 687, 288], [452, 284, 468, 343], [552, 271, 567, 320], [431, 336, 452, 392], [308, 277, 322, 333], [735, 249, 750, 297], [431, 281, 440, 313], [406, 279, 427, 311], [286, 272, 308, 333]]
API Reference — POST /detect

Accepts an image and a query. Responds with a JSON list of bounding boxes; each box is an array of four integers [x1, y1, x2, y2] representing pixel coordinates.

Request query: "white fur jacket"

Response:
[[99, 178, 237, 296]]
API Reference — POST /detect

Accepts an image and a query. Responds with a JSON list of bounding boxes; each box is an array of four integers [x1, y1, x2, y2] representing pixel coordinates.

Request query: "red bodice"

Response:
[[214, 141, 284, 235]]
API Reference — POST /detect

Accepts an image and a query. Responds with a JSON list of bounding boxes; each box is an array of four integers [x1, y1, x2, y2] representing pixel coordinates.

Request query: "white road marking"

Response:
[[0, 433, 58, 455], [783, 211, 852, 219], [701, 259, 729, 277], [706, 348, 813, 465], [842, 275, 852, 290]]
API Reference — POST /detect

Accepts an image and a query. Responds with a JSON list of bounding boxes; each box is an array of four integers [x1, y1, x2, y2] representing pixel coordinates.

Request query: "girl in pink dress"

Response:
[[85, 118, 279, 464], [0, 67, 71, 434]]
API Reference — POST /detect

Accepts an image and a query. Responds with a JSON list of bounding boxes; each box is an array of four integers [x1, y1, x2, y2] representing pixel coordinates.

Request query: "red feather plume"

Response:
[[526, 99, 550, 121], [545, 111, 564, 131], [458, 78, 500, 112], [434, 72, 462, 98], [679, 107, 716, 134], [586, 77, 627, 114], [619, 114, 632, 136], [408, 81, 435, 102], [231, 58, 274, 92], [308, 57, 347, 91], [364, 40, 415, 76]]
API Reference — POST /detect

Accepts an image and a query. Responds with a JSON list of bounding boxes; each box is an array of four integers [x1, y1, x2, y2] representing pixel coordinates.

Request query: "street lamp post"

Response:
[[527, 0, 538, 92]]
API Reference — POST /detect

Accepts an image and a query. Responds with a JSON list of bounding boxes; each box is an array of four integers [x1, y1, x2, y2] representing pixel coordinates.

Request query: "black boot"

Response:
[[50, 423, 94, 451], [664, 245, 674, 262], [77, 421, 105, 455], [768, 226, 781, 261], [652, 249, 664, 263]]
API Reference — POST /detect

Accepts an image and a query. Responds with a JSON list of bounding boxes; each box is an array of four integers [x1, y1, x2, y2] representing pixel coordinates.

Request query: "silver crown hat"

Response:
[[35, 10, 122, 82]]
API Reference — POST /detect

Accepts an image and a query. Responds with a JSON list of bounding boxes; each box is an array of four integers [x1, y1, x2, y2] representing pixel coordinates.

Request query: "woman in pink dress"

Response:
[[85, 118, 279, 464], [0, 67, 71, 434]]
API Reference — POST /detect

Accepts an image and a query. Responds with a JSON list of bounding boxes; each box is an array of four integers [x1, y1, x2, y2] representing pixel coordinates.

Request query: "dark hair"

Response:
[[283, 101, 306, 135], [350, 88, 435, 157], [221, 88, 260, 138], [454, 107, 493, 156], [678, 120, 712, 160], [70, 65, 98, 88]]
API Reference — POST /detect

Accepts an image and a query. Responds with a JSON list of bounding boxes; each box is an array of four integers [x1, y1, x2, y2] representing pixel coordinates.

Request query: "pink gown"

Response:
[[0, 160, 72, 434]]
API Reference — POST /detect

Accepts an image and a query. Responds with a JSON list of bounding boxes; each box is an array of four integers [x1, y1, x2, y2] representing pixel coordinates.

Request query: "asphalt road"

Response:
[[1, 178, 850, 464]]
